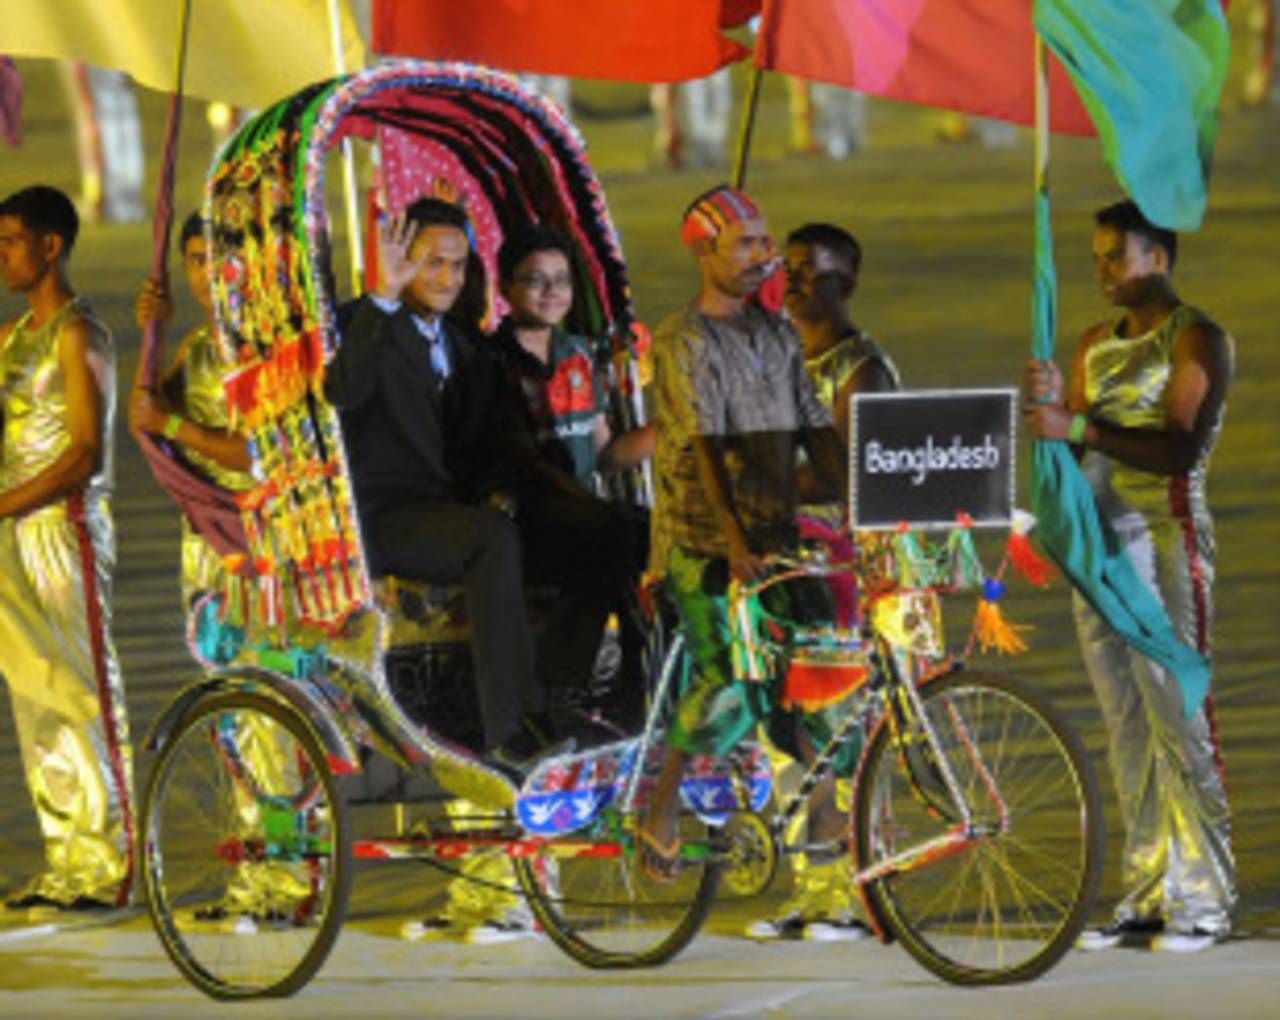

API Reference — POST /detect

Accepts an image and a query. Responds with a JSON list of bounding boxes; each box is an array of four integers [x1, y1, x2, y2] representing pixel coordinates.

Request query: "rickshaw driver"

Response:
[[323, 196, 568, 775], [637, 186, 847, 882]]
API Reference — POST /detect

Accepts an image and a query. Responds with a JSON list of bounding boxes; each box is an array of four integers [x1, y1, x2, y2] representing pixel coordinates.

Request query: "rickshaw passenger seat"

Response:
[[372, 575, 469, 648], [371, 575, 567, 649]]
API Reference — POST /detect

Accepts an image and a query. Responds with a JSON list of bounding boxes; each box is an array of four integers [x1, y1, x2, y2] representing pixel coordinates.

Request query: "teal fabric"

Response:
[[665, 547, 860, 769], [665, 547, 769, 757], [1033, 0, 1230, 231], [1028, 2, 1229, 718]]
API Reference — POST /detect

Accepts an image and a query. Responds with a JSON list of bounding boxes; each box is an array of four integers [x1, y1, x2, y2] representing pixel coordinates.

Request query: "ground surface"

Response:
[[0, 59, 1277, 1017]]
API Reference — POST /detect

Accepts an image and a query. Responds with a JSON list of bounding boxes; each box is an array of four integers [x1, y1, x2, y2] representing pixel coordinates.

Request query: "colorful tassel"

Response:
[[1005, 509, 1057, 587], [893, 524, 927, 587], [972, 578, 1031, 655], [947, 515, 984, 590]]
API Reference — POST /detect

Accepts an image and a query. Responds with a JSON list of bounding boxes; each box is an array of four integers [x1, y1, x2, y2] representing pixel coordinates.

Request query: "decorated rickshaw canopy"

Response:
[[211, 60, 632, 364], [334, 62, 633, 338]]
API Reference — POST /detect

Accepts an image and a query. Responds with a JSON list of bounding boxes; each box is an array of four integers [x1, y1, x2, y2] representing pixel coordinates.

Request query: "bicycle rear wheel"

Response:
[[854, 669, 1102, 985], [141, 691, 351, 999], [514, 806, 719, 968]]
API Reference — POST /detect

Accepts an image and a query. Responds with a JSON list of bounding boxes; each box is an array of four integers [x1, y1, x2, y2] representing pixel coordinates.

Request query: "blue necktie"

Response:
[[417, 317, 451, 389]]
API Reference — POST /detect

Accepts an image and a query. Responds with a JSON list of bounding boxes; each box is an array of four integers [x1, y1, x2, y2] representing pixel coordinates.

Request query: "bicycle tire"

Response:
[[854, 669, 1103, 985], [514, 807, 719, 968], [140, 690, 352, 999]]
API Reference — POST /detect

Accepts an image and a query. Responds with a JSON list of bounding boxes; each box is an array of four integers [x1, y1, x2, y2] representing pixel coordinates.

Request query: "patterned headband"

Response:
[[679, 186, 763, 248]]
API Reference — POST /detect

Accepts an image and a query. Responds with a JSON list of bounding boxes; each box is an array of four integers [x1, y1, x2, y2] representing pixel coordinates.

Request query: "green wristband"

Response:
[[1067, 413, 1088, 445], [162, 414, 184, 440]]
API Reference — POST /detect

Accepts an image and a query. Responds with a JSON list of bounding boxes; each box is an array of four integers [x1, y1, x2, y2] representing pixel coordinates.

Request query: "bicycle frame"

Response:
[[712, 555, 1016, 933]]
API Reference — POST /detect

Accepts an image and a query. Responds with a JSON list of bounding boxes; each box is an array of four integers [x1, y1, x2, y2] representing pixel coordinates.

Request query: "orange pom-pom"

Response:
[[973, 599, 1031, 656]]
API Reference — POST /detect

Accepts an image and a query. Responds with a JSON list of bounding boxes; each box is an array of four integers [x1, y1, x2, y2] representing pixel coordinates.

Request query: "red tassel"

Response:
[[1006, 530, 1056, 587]]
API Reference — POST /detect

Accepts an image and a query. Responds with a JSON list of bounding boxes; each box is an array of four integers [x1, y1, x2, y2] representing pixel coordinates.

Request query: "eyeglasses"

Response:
[[514, 272, 573, 293]]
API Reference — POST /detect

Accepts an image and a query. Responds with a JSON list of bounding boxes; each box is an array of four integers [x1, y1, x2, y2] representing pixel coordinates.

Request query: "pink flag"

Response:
[[754, 0, 1095, 135], [0, 58, 22, 145]]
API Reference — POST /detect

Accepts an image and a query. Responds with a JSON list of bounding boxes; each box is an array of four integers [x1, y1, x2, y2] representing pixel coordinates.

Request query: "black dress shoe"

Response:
[[5, 892, 115, 912], [485, 725, 575, 780]]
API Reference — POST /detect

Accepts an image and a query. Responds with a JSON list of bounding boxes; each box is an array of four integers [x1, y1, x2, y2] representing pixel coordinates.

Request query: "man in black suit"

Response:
[[323, 197, 559, 772]]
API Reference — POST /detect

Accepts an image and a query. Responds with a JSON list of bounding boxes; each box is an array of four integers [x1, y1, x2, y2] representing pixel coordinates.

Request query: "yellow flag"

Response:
[[2, 0, 365, 107]]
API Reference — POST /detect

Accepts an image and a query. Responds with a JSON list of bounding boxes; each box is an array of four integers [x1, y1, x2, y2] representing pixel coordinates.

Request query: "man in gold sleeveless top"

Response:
[[784, 222, 899, 445], [130, 212, 311, 922], [1024, 199, 1236, 952], [0, 185, 133, 911], [744, 222, 899, 942], [129, 211, 254, 606]]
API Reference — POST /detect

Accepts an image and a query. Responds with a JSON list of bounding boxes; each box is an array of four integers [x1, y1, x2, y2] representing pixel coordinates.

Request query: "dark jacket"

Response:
[[323, 296, 537, 519]]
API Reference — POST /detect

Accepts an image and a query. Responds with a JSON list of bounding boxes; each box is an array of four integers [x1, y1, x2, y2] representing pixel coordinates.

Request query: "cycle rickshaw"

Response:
[[137, 62, 1103, 999]]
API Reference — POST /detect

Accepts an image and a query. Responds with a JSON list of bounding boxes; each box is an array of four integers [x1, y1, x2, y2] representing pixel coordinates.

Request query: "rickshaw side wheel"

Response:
[[513, 808, 720, 969], [140, 689, 352, 999]]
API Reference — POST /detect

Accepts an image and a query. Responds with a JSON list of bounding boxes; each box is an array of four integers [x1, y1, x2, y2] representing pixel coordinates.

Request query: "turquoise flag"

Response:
[[1028, 1, 1229, 718], [1034, 0, 1230, 229]]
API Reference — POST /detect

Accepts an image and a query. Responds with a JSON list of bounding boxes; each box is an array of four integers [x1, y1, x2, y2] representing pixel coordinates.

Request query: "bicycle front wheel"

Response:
[[140, 691, 351, 999], [854, 669, 1102, 985]]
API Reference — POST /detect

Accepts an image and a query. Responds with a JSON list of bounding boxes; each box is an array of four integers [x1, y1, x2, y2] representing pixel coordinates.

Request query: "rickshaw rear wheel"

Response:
[[140, 690, 352, 999], [514, 807, 719, 968]]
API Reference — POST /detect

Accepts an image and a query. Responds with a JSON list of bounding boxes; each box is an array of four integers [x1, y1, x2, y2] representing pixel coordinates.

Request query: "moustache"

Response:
[[743, 254, 782, 280]]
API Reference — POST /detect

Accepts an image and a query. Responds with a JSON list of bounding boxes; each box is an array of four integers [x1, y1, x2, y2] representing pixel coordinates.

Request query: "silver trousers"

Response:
[[1072, 498, 1235, 934]]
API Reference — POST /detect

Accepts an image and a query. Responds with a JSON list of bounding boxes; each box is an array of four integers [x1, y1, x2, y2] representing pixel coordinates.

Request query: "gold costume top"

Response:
[[1081, 304, 1232, 525], [803, 331, 900, 412], [0, 297, 114, 510], [178, 326, 252, 491], [801, 332, 898, 526], [177, 325, 253, 604]]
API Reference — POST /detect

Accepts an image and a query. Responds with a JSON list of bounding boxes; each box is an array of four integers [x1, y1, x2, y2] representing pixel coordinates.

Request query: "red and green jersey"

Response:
[[493, 320, 606, 489]]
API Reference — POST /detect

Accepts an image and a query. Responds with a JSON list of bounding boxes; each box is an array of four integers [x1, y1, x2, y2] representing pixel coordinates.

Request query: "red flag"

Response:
[[754, 0, 1095, 135], [372, 0, 749, 83]]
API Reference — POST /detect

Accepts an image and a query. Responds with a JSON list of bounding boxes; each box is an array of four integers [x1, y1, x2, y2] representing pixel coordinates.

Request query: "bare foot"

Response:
[[637, 745, 687, 883]]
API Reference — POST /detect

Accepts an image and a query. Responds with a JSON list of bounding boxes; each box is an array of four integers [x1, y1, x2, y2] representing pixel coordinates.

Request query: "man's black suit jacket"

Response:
[[323, 296, 537, 540]]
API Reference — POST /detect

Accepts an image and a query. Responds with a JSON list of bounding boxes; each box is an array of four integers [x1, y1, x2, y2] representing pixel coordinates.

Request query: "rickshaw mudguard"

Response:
[[516, 739, 772, 836], [140, 666, 363, 777]]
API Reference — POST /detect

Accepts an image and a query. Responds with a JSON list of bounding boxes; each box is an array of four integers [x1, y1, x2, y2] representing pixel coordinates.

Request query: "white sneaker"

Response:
[[744, 913, 807, 941], [401, 916, 454, 941], [466, 919, 539, 945], [1076, 919, 1165, 951], [805, 918, 872, 943], [1151, 928, 1224, 954]]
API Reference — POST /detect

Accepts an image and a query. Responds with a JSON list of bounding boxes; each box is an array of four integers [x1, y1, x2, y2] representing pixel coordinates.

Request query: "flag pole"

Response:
[[139, 0, 191, 389], [327, 0, 363, 295], [1034, 35, 1049, 197], [1031, 30, 1054, 364], [731, 67, 764, 190]]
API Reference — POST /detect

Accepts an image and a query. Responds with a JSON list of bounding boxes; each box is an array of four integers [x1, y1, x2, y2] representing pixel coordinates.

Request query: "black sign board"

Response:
[[849, 388, 1016, 530]]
